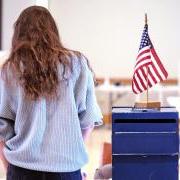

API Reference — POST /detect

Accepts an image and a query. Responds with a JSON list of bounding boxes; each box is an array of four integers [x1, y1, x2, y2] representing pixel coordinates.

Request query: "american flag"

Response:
[[132, 24, 168, 94]]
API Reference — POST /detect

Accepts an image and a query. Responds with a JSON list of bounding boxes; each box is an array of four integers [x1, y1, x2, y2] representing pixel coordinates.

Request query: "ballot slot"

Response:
[[114, 118, 176, 123], [112, 118, 177, 132]]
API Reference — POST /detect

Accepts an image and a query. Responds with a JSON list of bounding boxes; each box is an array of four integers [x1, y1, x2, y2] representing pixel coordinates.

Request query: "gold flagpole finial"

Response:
[[145, 13, 148, 25]]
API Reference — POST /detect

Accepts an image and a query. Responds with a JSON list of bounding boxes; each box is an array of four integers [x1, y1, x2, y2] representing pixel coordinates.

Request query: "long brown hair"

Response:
[[1, 6, 78, 100]]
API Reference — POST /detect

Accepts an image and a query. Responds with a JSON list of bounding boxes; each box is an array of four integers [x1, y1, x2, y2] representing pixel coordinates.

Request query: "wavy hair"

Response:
[[1, 6, 79, 100]]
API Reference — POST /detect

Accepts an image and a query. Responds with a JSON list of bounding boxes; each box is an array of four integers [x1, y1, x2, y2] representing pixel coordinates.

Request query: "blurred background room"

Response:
[[0, 0, 180, 179]]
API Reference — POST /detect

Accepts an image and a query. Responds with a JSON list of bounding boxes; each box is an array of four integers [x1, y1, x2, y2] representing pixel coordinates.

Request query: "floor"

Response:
[[83, 126, 111, 179]]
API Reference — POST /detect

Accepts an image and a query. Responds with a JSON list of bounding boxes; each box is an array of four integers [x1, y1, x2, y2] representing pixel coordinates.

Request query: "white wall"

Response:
[[49, 0, 180, 78], [2, 0, 35, 50], [2, 0, 49, 50]]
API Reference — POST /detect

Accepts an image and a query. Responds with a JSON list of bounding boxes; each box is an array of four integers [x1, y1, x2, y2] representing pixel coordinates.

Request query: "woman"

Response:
[[0, 6, 102, 180]]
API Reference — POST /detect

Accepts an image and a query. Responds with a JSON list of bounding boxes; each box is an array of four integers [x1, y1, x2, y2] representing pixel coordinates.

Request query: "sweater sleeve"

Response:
[[74, 55, 103, 129], [0, 75, 15, 142]]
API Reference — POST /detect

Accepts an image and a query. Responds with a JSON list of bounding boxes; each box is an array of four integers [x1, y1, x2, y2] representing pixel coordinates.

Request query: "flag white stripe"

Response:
[[148, 70, 155, 86], [133, 81, 140, 93], [136, 71, 145, 90], [138, 46, 150, 54], [134, 73, 144, 91], [143, 65, 155, 86], [151, 53, 166, 80], [143, 66, 147, 74], [136, 52, 151, 62], [149, 65, 160, 83], [138, 69, 147, 87], [132, 81, 140, 94], [135, 59, 151, 71]]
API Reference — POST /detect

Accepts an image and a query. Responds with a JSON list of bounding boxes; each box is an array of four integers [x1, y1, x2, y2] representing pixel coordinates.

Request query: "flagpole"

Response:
[[146, 66, 149, 104], [134, 13, 162, 109], [145, 13, 149, 104], [145, 13, 147, 25]]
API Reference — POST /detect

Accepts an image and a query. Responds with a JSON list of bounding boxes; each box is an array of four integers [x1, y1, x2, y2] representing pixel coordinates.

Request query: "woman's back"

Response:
[[0, 6, 102, 179], [0, 53, 102, 172]]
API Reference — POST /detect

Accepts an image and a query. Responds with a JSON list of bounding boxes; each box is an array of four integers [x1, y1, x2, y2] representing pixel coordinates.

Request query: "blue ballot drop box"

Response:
[[112, 107, 179, 180]]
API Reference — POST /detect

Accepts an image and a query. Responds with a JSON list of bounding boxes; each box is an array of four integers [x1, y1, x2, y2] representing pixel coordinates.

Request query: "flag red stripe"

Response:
[[151, 48, 168, 78], [135, 62, 151, 72], [136, 71, 147, 90], [133, 74, 143, 93], [148, 67, 158, 84], [135, 55, 151, 67], [132, 81, 138, 94], [132, 80, 139, 94], [136, 49, 150, 60], [151, 63, 163, 81], [148, 79, 152, 88], [141, 67, 152, 88]]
